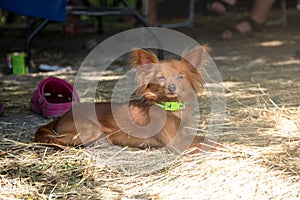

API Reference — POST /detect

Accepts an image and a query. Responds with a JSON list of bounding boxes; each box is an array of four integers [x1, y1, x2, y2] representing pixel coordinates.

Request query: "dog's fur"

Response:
[[35, 46, 218, 153]]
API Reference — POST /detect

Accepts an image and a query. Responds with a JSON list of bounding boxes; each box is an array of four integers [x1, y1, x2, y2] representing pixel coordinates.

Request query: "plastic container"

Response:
[[6, 52, 28, 75]]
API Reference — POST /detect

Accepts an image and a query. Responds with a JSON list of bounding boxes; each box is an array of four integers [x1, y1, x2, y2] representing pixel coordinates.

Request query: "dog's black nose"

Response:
[[168, 84, 176, 93]]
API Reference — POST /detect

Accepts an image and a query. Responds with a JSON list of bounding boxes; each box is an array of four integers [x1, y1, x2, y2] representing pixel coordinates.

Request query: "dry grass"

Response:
[[1, 67, 300, 199], [0, 134, 299, 199], [0, 81, 299, 199], [0, 66, 299, 200]]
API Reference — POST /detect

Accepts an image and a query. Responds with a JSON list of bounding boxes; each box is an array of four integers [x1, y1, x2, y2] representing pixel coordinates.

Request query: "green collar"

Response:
[[155, 102, 186, 111]]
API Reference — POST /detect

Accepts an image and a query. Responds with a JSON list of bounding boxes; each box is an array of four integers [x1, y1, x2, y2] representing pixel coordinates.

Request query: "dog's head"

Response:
[[131, 46, 206, 102]]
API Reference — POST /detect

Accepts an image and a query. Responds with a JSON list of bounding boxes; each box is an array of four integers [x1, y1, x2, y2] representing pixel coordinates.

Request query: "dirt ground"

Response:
[[0, 8, 299, 200]]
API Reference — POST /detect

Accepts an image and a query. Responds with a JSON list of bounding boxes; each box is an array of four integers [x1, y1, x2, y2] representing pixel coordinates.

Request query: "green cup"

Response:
[[7, 52, 28, 75]]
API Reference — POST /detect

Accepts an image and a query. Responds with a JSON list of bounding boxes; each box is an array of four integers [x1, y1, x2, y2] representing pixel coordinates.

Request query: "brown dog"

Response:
[[35, 46, 218, 153]]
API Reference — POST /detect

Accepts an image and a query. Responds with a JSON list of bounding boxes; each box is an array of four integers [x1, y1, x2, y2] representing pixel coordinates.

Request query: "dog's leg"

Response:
[[188, 135, 224, 153], [162, 132, 222, 154], [35, 118, 103, 146]]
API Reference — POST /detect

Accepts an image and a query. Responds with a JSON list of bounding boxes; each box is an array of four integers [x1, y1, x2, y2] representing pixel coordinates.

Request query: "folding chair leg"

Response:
[[120, 0, 150, 27], [266, 0, 287, 26], [120, 0, 163, 59], [25, 19, 50, 69]]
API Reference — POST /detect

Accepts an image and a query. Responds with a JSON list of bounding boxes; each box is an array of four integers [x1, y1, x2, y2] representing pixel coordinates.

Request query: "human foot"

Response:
[[221, 17, 264, 39], [207, 0, 237, 15]]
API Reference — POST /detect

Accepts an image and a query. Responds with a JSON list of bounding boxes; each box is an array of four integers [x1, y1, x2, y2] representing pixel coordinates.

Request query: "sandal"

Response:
[[30, 77, 80, 118], [221, 17, 265, 40]]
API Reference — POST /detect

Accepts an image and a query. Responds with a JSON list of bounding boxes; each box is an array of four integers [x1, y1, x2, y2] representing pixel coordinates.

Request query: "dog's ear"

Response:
[[182, 46, 209, 93], [131, 49, 159, 97], [131, 48, 159, 69], [182, 45, 208, 69]]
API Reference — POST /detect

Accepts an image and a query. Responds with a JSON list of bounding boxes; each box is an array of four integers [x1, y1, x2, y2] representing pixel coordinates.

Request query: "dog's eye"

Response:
[[157, 76, 166, 83], [176, 75, 184, 81]]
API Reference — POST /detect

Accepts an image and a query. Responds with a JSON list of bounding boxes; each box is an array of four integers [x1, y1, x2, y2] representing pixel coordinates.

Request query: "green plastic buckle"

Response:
[[155, 102, 186, 111]]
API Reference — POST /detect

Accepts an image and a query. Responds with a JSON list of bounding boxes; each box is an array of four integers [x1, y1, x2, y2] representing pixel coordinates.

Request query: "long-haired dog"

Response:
[[35, 46, 219, 154]]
